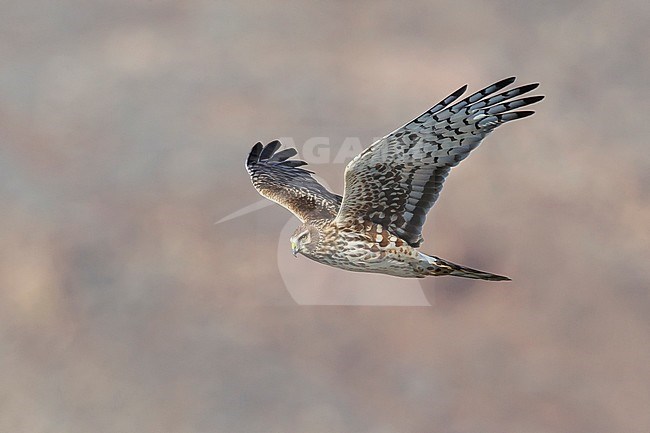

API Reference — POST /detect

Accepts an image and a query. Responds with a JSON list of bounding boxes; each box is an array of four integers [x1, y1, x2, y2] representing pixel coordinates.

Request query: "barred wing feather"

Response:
[[246, 141, 342, 222], [335, 77, 543, 246]]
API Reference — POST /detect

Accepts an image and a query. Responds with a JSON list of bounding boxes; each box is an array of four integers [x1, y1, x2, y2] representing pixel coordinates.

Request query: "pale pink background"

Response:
[[2, 1, 649, 432]]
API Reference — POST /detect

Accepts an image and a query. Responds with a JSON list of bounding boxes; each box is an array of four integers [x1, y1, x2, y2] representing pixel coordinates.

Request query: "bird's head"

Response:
[[290, 224, 320, 257]]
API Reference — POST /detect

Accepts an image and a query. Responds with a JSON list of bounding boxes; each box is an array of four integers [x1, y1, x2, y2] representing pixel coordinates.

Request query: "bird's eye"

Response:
[[299, 231, 310, 243]]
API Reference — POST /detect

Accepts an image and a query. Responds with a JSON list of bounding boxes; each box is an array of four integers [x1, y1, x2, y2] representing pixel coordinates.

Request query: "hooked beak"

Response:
[[290, 240, 299, 257]]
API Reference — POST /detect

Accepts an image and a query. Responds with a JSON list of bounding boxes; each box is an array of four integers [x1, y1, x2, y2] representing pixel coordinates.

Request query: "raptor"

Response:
[[246, 77, 543, 280]]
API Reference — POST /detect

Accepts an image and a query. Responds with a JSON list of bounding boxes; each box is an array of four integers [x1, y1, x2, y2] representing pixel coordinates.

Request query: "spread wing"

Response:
[[335, 77, 544, 247], [246, 140, 342, 222]]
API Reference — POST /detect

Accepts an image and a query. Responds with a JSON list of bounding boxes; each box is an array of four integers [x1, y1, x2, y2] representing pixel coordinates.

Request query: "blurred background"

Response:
[[2, 0, 649, 432]]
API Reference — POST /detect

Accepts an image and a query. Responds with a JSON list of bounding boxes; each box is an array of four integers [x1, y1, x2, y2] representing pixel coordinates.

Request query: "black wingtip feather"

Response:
[[498, 110, 536, 122], [453, 84, 469, 97], [426, 84, 468, 117], [482, 77, 516, 95], [491, 77, 517, 92], [455, 77, 519, 109], [528, 95, 545, 102], [525, 95, 545, 105], [247, 142, 264, 166], [517, 82, 540, 93], [259, 140, 282, 160], [247, 140, 312, 173], [282, 160, 308, 167], [269, 148, 298, 162]]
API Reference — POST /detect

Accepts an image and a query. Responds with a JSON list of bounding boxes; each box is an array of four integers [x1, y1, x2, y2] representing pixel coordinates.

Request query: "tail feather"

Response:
[[420, 253, 511, 281]]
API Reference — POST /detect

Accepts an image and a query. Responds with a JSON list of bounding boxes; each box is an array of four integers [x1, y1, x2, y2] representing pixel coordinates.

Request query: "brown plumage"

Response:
[[246, 77, 543, 279]]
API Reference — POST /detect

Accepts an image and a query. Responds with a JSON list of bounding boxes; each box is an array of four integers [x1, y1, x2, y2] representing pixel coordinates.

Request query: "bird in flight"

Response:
[[246, 77, 543, 280]]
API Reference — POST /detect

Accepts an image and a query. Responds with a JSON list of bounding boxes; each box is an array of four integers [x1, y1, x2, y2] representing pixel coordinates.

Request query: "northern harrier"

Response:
[[246, 77, 543, 280]]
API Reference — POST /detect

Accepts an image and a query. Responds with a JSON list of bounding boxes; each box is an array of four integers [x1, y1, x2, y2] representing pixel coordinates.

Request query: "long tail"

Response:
[[420, 253, 511, 281]]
